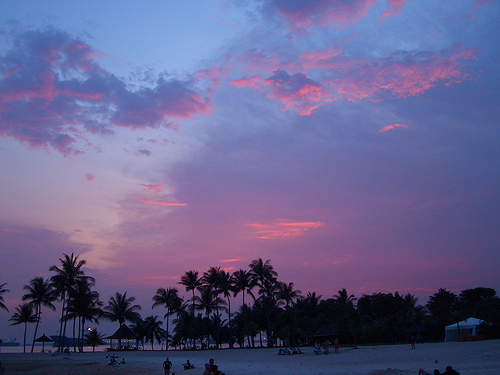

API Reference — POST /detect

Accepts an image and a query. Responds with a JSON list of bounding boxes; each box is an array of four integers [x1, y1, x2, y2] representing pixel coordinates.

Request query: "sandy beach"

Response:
[[1, 340, 499, 375]]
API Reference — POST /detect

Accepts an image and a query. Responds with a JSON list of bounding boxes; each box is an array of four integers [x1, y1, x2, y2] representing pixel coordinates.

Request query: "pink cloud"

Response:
[[220, 258, 240, 263], [0, 28, 212, 156], [140, 183, 164, 192], [379, 123, 408, 133], [248, 219, 324, 239], [378, 0, 408, 22], [264, 70, 330, 115], [333, 44, 476, 101], [138, 199, 187, 207], [267, 0, 376, 32], [230, 75, 261, 89], [300, 44, 344, 70]]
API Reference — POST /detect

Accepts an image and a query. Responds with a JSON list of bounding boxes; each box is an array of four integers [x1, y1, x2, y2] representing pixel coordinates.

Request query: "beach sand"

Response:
[[1, 339, 499, 375]]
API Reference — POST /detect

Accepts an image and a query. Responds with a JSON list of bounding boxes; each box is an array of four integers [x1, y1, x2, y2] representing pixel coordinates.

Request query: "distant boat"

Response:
[[0, 339, 20, 347]]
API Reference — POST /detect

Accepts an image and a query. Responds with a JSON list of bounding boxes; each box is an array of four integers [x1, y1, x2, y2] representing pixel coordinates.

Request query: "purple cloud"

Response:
[[265, 0, 376, 31], [0, 28, 211, 156]]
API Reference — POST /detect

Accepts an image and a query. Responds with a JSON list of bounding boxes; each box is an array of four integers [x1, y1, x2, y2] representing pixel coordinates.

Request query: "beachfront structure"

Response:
[[445, 317, 484, 341]]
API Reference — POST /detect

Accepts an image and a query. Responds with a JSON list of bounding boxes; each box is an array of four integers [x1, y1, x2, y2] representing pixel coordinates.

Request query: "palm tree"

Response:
[[65, 278, 102, 352], [143, 315, 165, 350], [152, 287, 183, 349], [103, 292, 142, 327], [179, 271, 202, 316], [0, 282, 9, 312], [85, 328, 106, 352], [9, 303, 38, 353], [232, 269, 252, 307], [249, 259, 278, 288], [333, 288, 357, 347], [22, 277, 56, 353], [249, 258, 279, 347], [103, 292, 142, 350], [277, 282, 301, 309], [50, 253, 92, 351], [218, 270, 235, 348]]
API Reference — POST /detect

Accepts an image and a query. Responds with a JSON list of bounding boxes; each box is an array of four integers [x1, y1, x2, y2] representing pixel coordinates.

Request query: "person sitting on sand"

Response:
[[443, 366, 460, 375], [183, 359, 194, 369], [203, 358, 215, 375], [418, 369, 440, 375]]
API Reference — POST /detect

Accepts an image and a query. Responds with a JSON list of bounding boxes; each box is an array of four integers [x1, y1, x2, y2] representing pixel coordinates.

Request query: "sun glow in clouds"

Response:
[[249, 219, 325, 239]]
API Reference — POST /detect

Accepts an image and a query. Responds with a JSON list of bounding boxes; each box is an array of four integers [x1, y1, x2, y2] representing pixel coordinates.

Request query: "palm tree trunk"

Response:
[[57, 296, 66, 352], [72, 318, 77, 352], [166, 315, 170, 350], [62, 314, 69, 351], [23, 322, 28, 353], [31, 307, 41, 353], [228, 297, 233, 349]]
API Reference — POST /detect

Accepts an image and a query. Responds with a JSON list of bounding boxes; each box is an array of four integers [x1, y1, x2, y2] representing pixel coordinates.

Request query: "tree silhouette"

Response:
[[232, 269, 252, 307], [9, 303, 38, 353], [103, 292, 141, 350], [179, 270, 202, 316], [0, 283, 9, 312], [152, 287, 183, 349], [65, 278, 102, 351], [22, 277, 55, 353], [143, 315, 165, 350], [85, 328, 106, 352], [50, 253, 92, 351]]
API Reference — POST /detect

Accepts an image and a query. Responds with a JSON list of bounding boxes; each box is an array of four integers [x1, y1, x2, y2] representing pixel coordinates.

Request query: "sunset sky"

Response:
[[1, 0, 499, 339]]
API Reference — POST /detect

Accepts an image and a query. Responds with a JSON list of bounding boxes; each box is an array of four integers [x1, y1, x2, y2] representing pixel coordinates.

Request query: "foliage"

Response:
[[5, 254, 500, 351]]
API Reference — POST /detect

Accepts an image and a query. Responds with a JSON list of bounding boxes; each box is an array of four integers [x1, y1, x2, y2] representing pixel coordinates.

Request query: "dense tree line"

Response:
[[1, 254, 499, 352]]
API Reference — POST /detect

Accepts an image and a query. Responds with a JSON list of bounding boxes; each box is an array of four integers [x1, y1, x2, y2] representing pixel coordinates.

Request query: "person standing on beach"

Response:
[[334, 338, 339, 354], [163, 357, 172, 375]]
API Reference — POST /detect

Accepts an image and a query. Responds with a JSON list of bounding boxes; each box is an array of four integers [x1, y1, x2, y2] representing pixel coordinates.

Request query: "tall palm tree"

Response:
[[232, 269, 251, 307], [179, 270, 202, 316], [217, 271, 236, 348], [143, 315, 165, 350], [22, 277, 56, 353], [65, 278, 102, 352], [333, 288, 357, 347], [249, 258, 279, 347], [195, 285, 226, 347], [152, 287, 183, 349], [9, 303, 38, 353], [0, 282, 9, 312], [50, 253, 92, 351]]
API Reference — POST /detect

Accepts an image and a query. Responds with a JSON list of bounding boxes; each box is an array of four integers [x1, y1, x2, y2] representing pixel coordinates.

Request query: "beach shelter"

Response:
[[445, 317, 484, 342], [35, 334, 53, 352], [307, 327, 338, 344], [106, 324, 140, 350]]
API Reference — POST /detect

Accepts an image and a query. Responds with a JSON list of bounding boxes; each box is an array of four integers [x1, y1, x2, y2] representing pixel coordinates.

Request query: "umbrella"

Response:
[[35, 334, 53, 352]]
